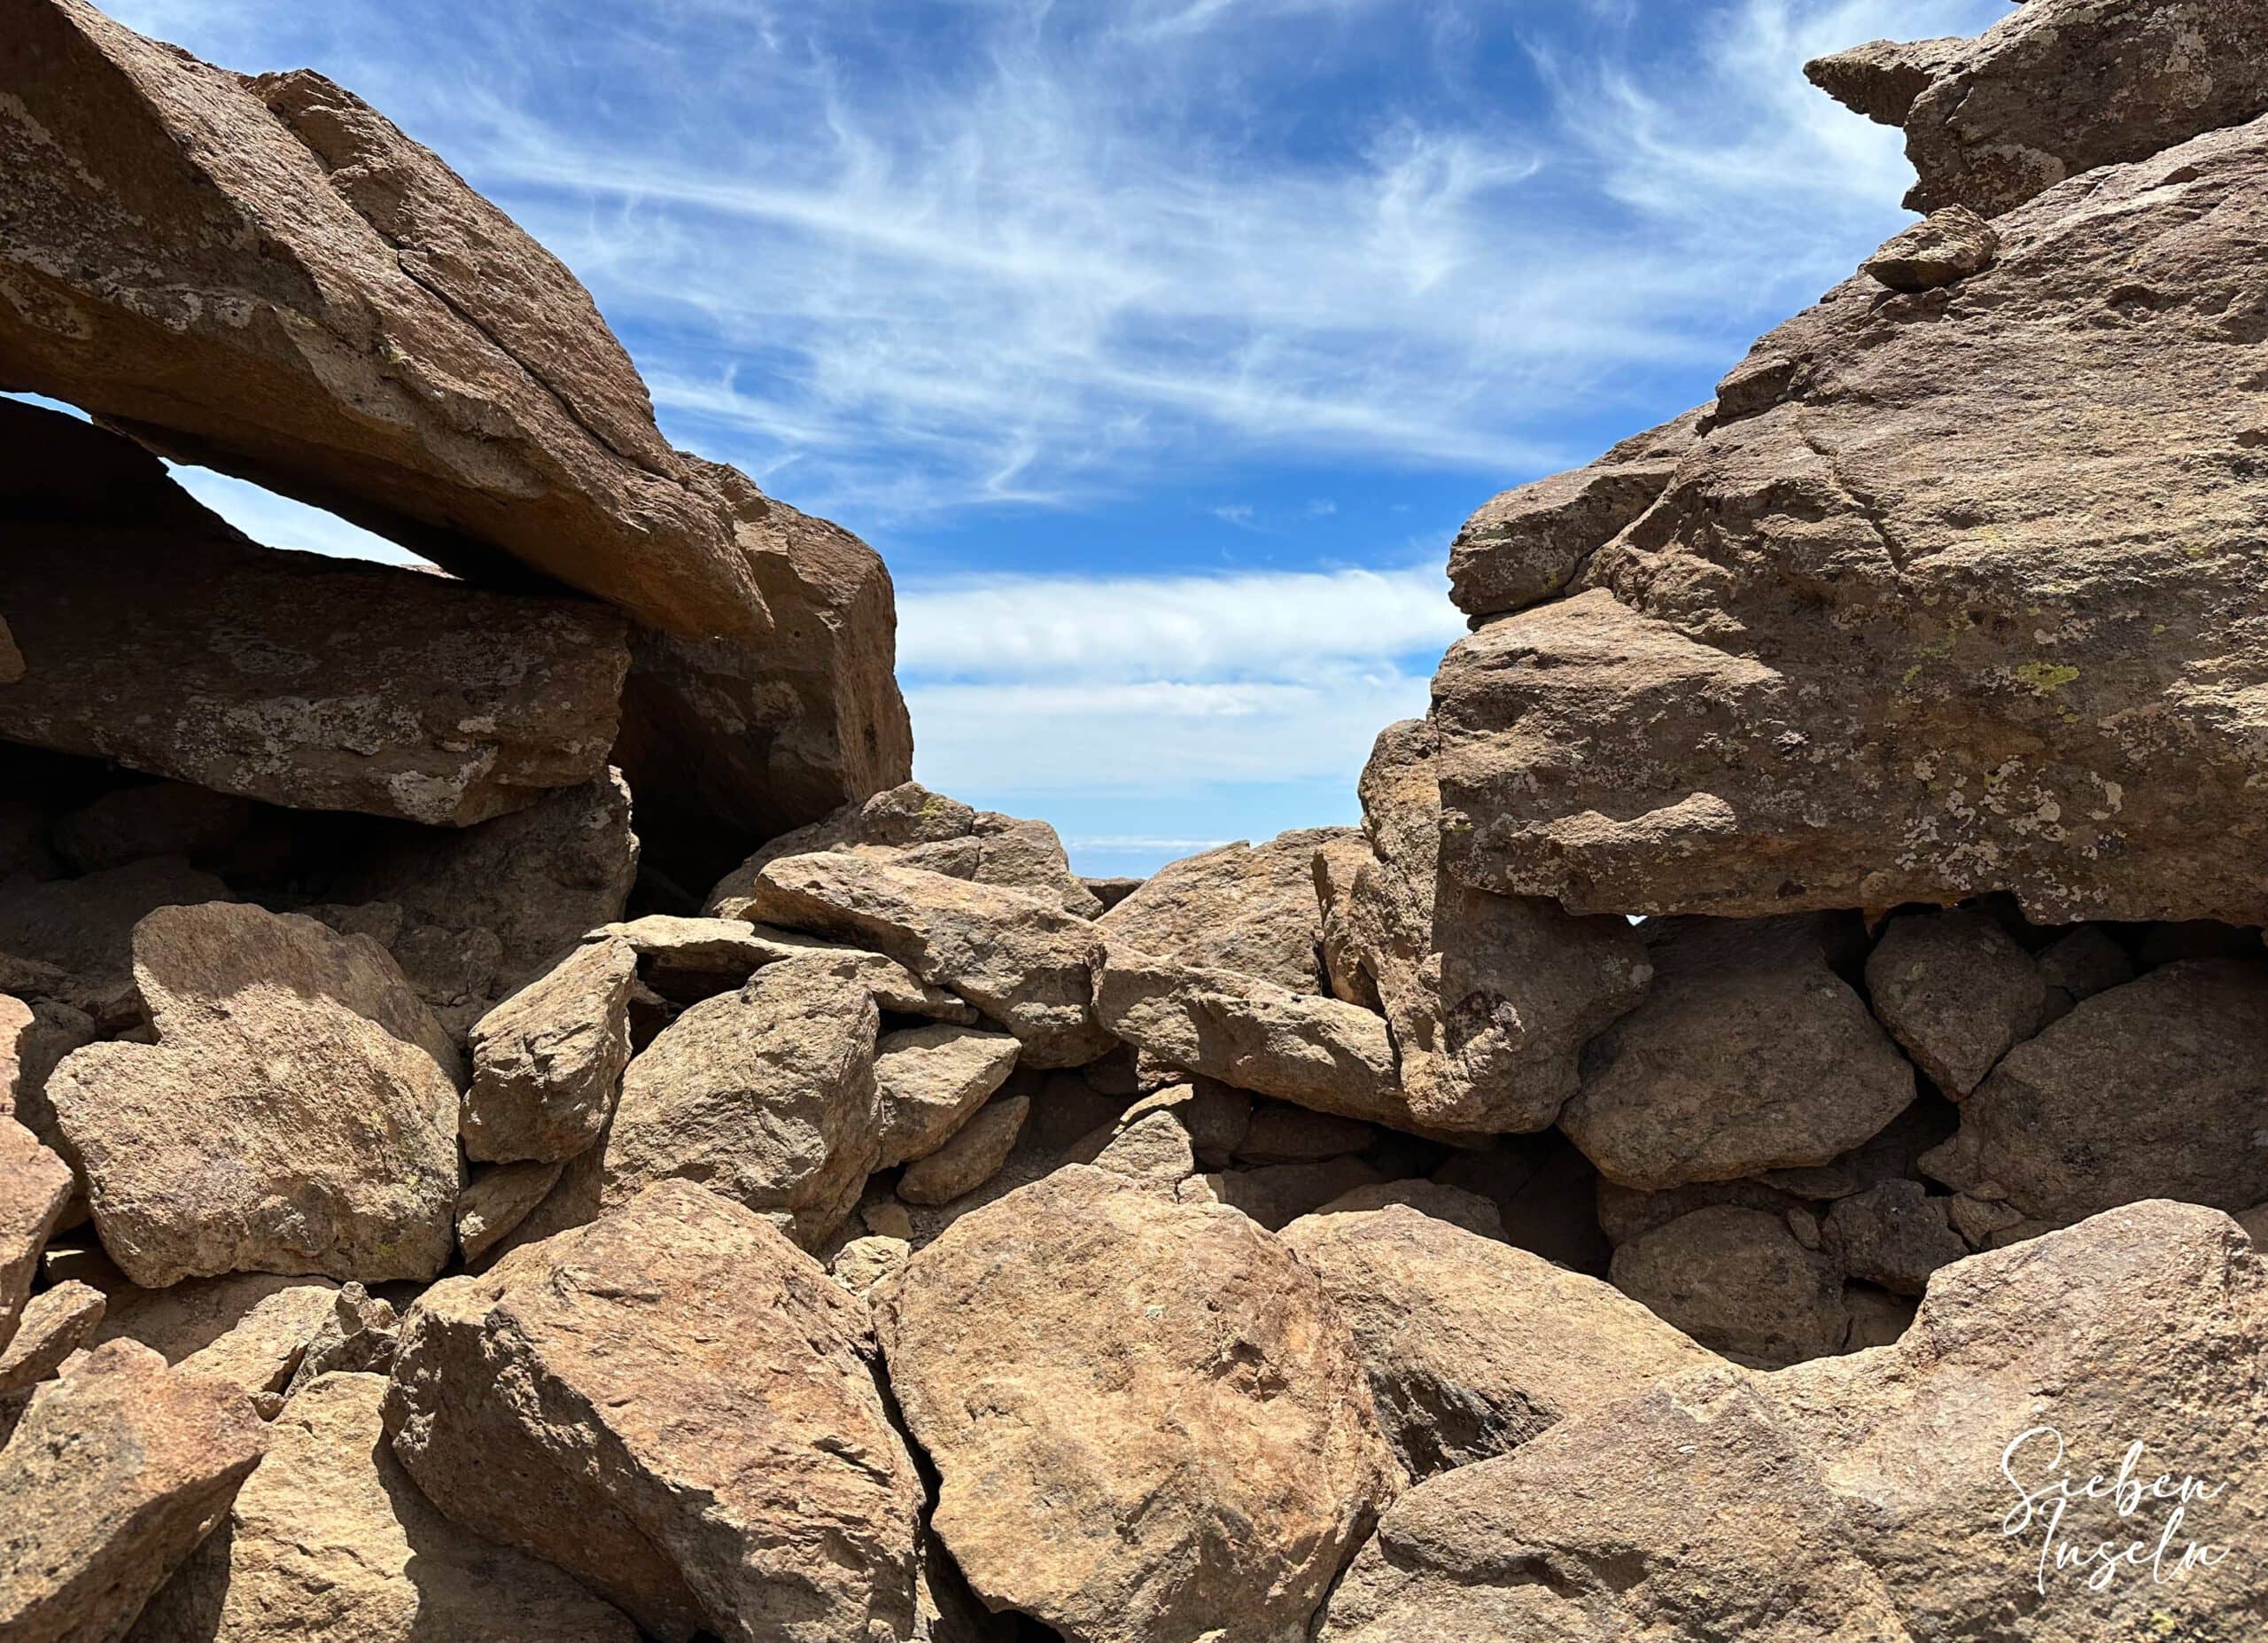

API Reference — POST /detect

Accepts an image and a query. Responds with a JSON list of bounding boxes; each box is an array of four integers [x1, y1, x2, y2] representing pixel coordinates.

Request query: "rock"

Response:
[[0, 857, 234, 1007], [1808, 0, 2268, 217], [1283, 1204, 1717, 1478], [1920, 959, 2268, 1226], [1448, 404, 1707, 619], [52, 782, 252, 876], [1860, 205, 1998, 291], [88, 1276, 341, 1409], [1842, 1283, 1918, 1350], [1236, 1101, 1376, 1164], [596, 915, 979, 1020], [385, 1180, 923, 1643], [1432, 1130, 1612, 1273], [1563, 916, 1914, 1188], [4, 993, 96, 1169], [50, 904, 461, 1287], [1311, 831, 1380, 1009], [462, 937, 636, 1164], [0, 1340, 267, 1643], [453, 1161, 563, 1265], [279, 1285, 401, 1400], [1428, 116, 2268, 927], [598, 955, 881, 1246], [710, 782, 1099, 920], [897, 1095, 1028, 1207], [1821, 1180, 1967, 1296], [1083, 1110, 1198, 1193], [829, 1235, 911, 1298], [1080, 876, 1143, 912], [0, 1281, 102, 1397], [1340, 720, 1652, 1133], [134, 1372, 636, 1643], [874, 1165, 1400, 1643], [1310, 1180, 1503, 1239], [0, 404, 627, 827], [1115, 1078, 1251, 1168], [1092, 831, 1340, 991], [873, 1024, 1021, 1169], [744, 853, 1110, 1066], [1182, 1157, 1387, 1233], [2, 1117, 72, 1356], [1864, 907, 2047, 1094], [1611, 1205, 1852, 1368]]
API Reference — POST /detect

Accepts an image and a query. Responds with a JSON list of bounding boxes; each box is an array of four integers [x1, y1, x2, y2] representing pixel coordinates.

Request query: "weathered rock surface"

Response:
[[280, 1284, 401, 1399], [2, 1116, 72, 1356], [596, 915, 979, 1020], [1861, 205, 1998, 291], [1864, 907, 2047, 1094], [1809, 0, 2268, 218], [1821, 1179, 1968, 1296], [0, 402, 628, 828], [1610, 1204, 1852, 1368], [745, 853, 1110, 1066], [84, 1275, 342, 1410], [598, 955, 881, 1246], [50, 904, 461, 1287], [1920, 959, 2268, 1226], [873, 1023, 1021, 1169], [1562, 916, 1914, 1188], [0, 1281, 102, 1398], [1282, 1204, 1715, 1478], [385, 1180, 924, 1643], [1311, 1180, 1502, 1239], [453, 1161, 563, 1265], [897, 1094, 1028, 1207], [0, 1340, 267, 1643], [875, 1165, 1400, 1643], [0, 857, 234, 1008], [1092, 831, 1340, 991], [1183, 1157, 1388, 1233], [1428, 116, 2268, 926], [462, 936, 636, 1164]]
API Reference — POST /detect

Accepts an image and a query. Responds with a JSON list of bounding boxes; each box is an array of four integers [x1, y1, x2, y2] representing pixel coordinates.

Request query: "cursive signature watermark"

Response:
[[2000, 1426, 2234, 1595]]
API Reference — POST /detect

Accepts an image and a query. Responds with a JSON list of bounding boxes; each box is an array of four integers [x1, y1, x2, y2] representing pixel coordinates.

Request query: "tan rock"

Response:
[[596, 915, 981, 1020], [454, 1161, 564, 1265], [874, 1024, 1021, 1169], [50, 904, 461, 1287], [1611, 1205, 1851, 1368], [897, 1094, 1028, 1207], [1092, 831, 1341, 992], [1311, 831, 1381, 1009], [1310, 1180, 1502, 1239], [0, 857, 233, 1007], [1115, 1078, 1251, 1168], [830, 1235, 912, 1299], [1082, 1110, 1198, 1193], [1864, 907, 2047, 1095], [4, 993, 96, 1164], [1861, 205, 1998, 291], [1821, 1180, 1968, 1296], [0, 1281, 102, 1397], [1237, 1100, 1375, 1164], [385, 1180, 924, 1643], [279, 1285, 401, 1400], [88, 1275, 341, 1407], [1, 1116, 72, 1356], [462, 936, 636, 1164], [0, 1340, 267, 1643], [874, 1165, 1400, 1643], [1283, 1204, 1717, 1478]]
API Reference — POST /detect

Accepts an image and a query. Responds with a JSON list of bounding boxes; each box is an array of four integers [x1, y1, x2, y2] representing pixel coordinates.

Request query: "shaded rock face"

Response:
[[1809, 0, 2268, 218], [0, 402, 629, 828], [874, 1165, 1401, 1643], [385, 1180, 925, 1643], [1865, 906, 2048, 1094], [1427, 115, 2268, 927], [2, 1116, 74, 1357], [50, 904, 462, 1287], [1610, 1204, 1853, 1369], [1320, 1203, 2268, 1640]]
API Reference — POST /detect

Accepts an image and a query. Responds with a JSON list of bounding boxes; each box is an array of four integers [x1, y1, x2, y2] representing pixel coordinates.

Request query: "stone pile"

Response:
[[3, 1, 2266, 1639]]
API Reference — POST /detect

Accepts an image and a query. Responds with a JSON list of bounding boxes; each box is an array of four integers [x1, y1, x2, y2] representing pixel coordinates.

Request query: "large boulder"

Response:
[[0, 402, 628, 827], [874, 1165, 1401, 1643], [49, 903, 462, 1287], [462, 936, 637, 1164], [873, 1024, 1021, 1170], [1864, 907, 2048, 1095], [1807, 0, 2268, 217], [384, 1180, 925, 1643], [1091, 831, 1342, 992], [1425, 115, 2268, 927]]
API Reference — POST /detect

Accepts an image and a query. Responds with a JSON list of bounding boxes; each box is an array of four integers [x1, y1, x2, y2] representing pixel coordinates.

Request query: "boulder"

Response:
[[0, 402, 628, 827], [2033, 923, 2136, 1003], [1807, 0, 2268, 217], [1861, 205, 1998, 291], [384, 1180, 924, 1643], [4, 993, 95, 1162], [88, 1277, 342, 1413], [453, 1161, 563, 1265], [1084, 1109, 1199, 1194], [1610, 1205, 1852, 1368], [1426, 116, 2268, 926], [0, 857, 234, 1008], [829, 1235, 911, 1299], [1864, 907, 2047, 1094], [1562, 916, 1914, 1188], [594, 915, 980, 1020], [0, 1280, 102, 1398], [1281, 1204, 1716, 1478], [744, 853, 1110, 1066], [1, 1116, 72, 1356], [1182, 1157, 1387, 1233], [1092, 831, 1342, 991], [49, 904, 461, 1287], [874, 1165, 1400, 1643], [1920, 959, 2268, 1226], [1821, 1180, 1968, 1296], [897, 1094, 1028, 1207], [0, 1341, 267, 1643], [1236, 1101, 1375, 1164], [1114, 1078, 1251, 1168], [1311, 1180, 1503, 1240], [873, 1023, 1021, 1169], [462, 936, 637, 1164], [280, 1284, 402, 1399]]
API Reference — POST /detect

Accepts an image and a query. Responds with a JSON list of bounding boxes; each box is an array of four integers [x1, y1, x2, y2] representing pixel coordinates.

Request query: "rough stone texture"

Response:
[[279, 1284, 401, 1399], [1563, 916, 1914, 1188], [4, 993, 96, 1167], [1092, 831, 1340, 992], [745, 853, 1110, 1066], [829, 1234, 911, 1298], [1182, 1158, 1388, 1234], [1311, 1180, 1503, 1239], [0, 1340, 267, 1643], [462, 936, 636, 1164], [598, 955, 881, 1247], [49, 904, 461, 1287], [1342, 720, 1652, 1133], [1821, 1180, 1969, 1296], [2, 1116, 72, 1357], [1920, 959, 2268, 1226], [1084, 1110, 1199, 1193], [1311, 831, 1380, 1009], [709, 782, 1099, 921], [1236, 1101, 1375, 1165], [0, 403, 627, 828], [131, 1373, 635, 1643], [1864, 907, 2047, 1094], [0, 857, 234, 1009], [1861, 205, 1998, 291], [1808, 0, 2268, 218], [1448, 404, 1707, 619], [1115, 1078, 1251, 1169], [1428, 116, 2268, 927], [873, 1024, 1021, 1169], [50, 783, 252, 876], [0, 1281, 102, 1397], [597, 915, 980, 1020], [897, 1094, 1028, 1207], [385, 1180, 924, 1643], [1611, 1205, 1852, 1368], [453, 1161, 563, 1265], [1282, 1204, 1716, 1479], [874, 1165, 1400, 1643], [87, 1276, 341, 1409]]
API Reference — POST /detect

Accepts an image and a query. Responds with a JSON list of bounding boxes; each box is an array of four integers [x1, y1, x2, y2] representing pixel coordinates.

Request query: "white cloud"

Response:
[[164, 470, 423, 565]]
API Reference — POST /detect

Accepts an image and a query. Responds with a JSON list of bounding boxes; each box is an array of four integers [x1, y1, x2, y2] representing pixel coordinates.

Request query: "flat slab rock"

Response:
[[462, 936, 637, 1164], [874, 1164, 1400, 1643], [1091, 829, 1343, 992]]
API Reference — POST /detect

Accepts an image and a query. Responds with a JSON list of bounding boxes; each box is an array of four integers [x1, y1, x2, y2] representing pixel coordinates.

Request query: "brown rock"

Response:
[[462, 937, 636, 1164], [385, 1180, 924, 1643], [897, 1094, 1028, 1207], [874, 1165, 1400, 1643], [50, 904, 461, 1287], [1092, 831, 1340, 991], [1114, 1078, 1251, 1168], [1821, 1180, 1967, 1296], [1432, 1130, 1612, 1274], [453, 1161, 563, 1265], [87, 1275, 341, 1407], [4, 993, 96, 1167], [1082, 1109, 1199, 1193], [1611, 1205, 1851, 1368], [873, 1024, 1021, 1169], [1180, 1157, 1387, 1233], [1311, 831, 1381, 1009], [1864, 907, 2047, 1094], [595, 915, 979, 1020], [51, 783, 252, 876], [829, 1234, 912, 1299], [1310, 1180, 1502, 1239], [279, 1284, 401, 1399], [0, 857, 233, 1007], [0, 1340, 267, 1643], [1, 1116, 72, 1357], [0, 1281, 102, 1398], [1237, 1100, 1376, 1164], [1861, 205, 1999, 291], [2032, 924, 2136, 1001]]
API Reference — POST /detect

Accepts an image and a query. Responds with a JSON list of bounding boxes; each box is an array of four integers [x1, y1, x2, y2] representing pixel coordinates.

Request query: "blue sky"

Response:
[[97, 0, 2002, 874]]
